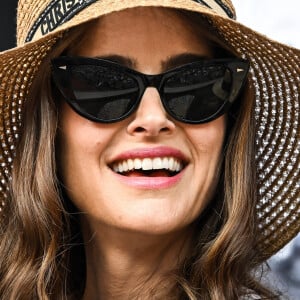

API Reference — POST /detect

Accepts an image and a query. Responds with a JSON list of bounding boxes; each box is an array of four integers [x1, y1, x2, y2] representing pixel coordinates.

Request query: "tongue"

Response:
[[126, 170, 171, 177]]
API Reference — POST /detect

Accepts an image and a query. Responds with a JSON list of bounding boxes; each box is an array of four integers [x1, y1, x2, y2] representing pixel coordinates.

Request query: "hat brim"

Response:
[[0, 0, 299, 258]]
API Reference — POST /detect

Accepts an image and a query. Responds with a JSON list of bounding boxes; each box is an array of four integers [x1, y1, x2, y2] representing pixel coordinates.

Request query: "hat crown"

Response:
[[17, 0, 51, 45], [16, 0, 236, 45]]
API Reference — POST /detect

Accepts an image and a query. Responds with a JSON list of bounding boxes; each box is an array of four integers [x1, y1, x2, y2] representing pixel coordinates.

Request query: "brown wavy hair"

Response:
[[0, 13, 280, 300]]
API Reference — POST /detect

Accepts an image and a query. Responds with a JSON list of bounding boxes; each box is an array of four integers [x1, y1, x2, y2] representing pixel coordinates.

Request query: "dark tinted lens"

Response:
[[65, 64, 139, 121], [163, 64, 232, 122]]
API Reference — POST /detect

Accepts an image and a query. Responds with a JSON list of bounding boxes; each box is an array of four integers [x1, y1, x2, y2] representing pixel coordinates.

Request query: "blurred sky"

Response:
[[231, 0, 300, 48]]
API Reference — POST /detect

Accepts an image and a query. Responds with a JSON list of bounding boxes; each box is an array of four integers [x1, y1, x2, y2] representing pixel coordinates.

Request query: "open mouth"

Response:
[[110, 157, 186, 177]]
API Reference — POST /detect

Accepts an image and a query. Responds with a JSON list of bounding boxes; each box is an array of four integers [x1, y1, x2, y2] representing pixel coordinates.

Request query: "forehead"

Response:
[[70, 7, 215, 71]]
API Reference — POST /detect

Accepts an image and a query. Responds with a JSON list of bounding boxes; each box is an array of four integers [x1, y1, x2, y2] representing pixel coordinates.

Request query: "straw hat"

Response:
[[0, 0, 299, 258]]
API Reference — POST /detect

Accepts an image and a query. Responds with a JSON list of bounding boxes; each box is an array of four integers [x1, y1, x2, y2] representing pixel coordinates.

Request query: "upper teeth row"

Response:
[[112, 157, 183, 173]]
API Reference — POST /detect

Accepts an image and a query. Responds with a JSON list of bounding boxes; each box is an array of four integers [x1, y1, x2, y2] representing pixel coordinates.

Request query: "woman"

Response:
[[0, 0, 299, 299]]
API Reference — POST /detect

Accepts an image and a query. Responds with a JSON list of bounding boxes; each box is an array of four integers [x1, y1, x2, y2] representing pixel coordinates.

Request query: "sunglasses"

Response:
[[51, 56, 250, 124]]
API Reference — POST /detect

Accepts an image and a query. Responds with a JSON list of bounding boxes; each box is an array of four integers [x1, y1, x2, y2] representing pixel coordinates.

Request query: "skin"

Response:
[[58, 7, 226, 300]]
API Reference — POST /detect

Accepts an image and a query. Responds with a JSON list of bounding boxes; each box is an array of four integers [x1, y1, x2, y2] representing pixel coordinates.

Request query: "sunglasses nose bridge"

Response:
[[139, 74, 164, 102], [143, 74, 163, 90]]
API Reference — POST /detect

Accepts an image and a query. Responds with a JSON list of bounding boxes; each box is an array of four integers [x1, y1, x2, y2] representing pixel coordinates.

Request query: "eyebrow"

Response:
[[162, 53, 210, 70], [93, 53, 209, 71], [94, 55, 137, 68]]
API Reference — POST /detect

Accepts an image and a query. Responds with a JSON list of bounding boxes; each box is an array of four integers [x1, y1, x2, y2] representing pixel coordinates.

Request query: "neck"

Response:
[[81, 220, 193, 300]]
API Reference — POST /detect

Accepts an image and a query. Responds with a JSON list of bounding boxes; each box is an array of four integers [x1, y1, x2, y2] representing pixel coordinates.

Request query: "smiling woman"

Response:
[[0, 1, 299, 300], [56, 10, 227, 242]]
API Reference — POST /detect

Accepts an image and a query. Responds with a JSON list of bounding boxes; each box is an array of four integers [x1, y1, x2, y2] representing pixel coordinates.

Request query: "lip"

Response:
[[108, 146, 188, 189]]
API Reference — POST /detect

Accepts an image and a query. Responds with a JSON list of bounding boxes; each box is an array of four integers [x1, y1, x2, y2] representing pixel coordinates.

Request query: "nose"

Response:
[[127, 87, 175, 136]]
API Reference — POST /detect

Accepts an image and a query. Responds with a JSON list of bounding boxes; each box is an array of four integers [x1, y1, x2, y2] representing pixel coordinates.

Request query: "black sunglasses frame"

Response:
[[51, 56, 250, 124]]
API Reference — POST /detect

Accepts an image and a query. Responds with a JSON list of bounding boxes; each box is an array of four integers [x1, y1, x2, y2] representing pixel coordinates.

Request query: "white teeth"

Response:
[[112, 157, 184, 174], [118, 163, 124, 173], [169, 157, 175, 171], [162, 157, 169, 169], [174, 160, 178, 171], [153, 157, 162, 170], [128, 159, 134, 170], [122, 160, 129, 172], [134, 158, 142, 169], [142, 158, 152, 170]]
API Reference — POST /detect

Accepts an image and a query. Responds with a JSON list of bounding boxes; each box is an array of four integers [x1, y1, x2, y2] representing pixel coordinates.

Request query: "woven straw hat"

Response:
[[0, 0, 299, 258]]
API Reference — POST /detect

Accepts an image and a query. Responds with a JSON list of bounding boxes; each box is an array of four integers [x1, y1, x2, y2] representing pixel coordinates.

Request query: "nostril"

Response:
[[160, 127, 170, 132], [134, 126, 169, 133], [135, 127, 145, 133]]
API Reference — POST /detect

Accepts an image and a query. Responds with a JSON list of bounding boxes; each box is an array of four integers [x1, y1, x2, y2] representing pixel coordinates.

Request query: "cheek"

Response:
[[189, 116, 226, 197], [58, 101, 116, 152], [58, 104, 94, 165], [57, 103, 110, 188], [191, 116, 226, 155]]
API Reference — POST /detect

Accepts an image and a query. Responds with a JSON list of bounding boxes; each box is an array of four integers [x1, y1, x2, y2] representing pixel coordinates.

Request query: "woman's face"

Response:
[[59, 8, 226, 235]]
